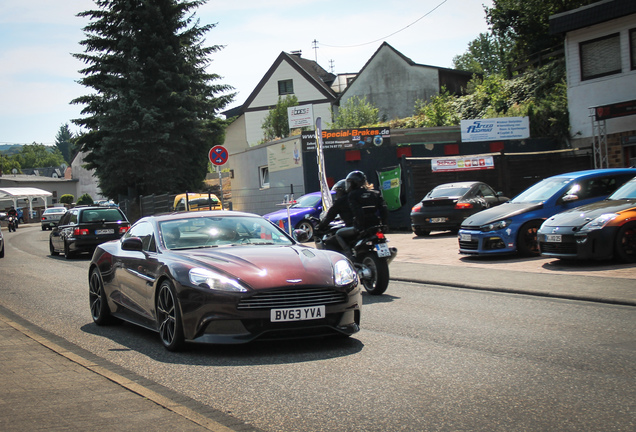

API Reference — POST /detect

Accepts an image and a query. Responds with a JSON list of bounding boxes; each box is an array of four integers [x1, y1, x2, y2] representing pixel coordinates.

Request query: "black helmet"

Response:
[[331, 179, 347, 199], [345, 170, 367, 192]]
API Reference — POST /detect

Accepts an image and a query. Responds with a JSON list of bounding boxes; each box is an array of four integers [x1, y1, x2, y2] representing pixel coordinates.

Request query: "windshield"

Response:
[[608, 179, 636, 200], [159, 215, 294, 250], [510, 178, 573, 204], [427, 186, 471, 199], [291, 194, 321, 208]]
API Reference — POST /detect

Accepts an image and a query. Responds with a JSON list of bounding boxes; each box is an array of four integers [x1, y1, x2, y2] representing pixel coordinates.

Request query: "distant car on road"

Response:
[[538, 175, 636, 262], [458, 168, 636, 256], [173, 193, 222, 212], [410, 181, 508, 236], [49, 206, 130, 259], [263, 191, 334, 241], [41, 207, 67, 230]]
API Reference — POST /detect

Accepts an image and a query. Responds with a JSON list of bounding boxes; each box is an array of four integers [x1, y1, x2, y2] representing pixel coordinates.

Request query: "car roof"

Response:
[[547, 168, 635, 180], [433, 181, 481, 188], [143, 210, 258, 223]]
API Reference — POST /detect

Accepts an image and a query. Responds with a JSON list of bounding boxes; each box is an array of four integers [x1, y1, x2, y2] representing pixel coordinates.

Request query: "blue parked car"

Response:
[[458, 168, 636, 256], [263, 191, 333, 242]]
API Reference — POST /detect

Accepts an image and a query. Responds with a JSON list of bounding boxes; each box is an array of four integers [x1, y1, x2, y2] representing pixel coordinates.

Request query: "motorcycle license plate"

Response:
[[375, 243, 391, 258], [271, 306, 325, 322]]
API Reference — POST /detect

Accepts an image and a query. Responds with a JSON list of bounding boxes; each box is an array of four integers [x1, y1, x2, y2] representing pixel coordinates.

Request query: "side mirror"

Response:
[[561, 194, 579, 203], [121, 236, 143, 251]]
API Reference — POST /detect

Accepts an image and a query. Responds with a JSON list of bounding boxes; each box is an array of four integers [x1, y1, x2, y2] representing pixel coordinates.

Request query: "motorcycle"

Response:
[[7, 215, 18, 232], [310, 218, 397, 295]]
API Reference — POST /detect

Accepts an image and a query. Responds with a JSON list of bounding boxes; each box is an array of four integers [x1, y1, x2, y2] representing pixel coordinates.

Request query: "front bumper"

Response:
[[538, 227, 618, 260], [458, 228, 517, 255]]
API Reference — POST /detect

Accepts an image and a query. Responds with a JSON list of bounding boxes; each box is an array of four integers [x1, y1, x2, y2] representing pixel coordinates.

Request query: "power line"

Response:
[[317, 0, 448, 49]]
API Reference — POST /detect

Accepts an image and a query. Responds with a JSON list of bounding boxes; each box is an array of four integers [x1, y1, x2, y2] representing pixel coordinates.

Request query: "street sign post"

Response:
[[208, 145, 229, 209]]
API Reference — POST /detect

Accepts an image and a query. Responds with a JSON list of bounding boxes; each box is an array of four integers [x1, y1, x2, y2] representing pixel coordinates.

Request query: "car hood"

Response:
[[542, 199, 636, 228], [263, 207, 313, 222], [178, 245, 338, 290], [462, 202, 543, 227]]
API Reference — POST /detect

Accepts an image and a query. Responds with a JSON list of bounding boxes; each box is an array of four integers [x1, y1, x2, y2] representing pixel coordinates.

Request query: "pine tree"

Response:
[[55, 124, 75, 165], [72, 0, 234, 198]]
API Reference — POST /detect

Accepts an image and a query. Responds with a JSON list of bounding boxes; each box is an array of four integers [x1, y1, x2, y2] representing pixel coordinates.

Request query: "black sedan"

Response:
[[538, 175, 636, 262], [88, 211, 361, 351], [410, 181, 508, 236]]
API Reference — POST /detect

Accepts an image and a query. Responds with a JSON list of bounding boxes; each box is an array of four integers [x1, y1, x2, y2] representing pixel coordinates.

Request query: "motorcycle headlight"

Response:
[[480, 219, 511, 232], [579, 213, 618, 232], [189, 268, 248, 292], [334, 259, 357, 286]]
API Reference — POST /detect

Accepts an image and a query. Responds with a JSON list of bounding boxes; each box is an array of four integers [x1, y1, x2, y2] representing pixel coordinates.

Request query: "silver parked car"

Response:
[[41, 207, 67, 230]]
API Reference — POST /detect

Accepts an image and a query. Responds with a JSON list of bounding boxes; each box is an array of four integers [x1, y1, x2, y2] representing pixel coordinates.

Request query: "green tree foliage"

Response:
[[261, 95, 299, 141], [486, 0, 595, 64], [55, 124, 75, 165], [60, 194, 75, 205], [330, 96, 379, 129], [72, 0, 234, 199], [12, 144, 65, 169], [411, 88, 461, 127], [77, 193, 94, 205], [452, 32, 513, 76], [0, 154, 21, 175]]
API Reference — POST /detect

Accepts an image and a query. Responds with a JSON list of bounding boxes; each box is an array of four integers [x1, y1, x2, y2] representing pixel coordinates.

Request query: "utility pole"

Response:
[[312, 39, 318, 63]]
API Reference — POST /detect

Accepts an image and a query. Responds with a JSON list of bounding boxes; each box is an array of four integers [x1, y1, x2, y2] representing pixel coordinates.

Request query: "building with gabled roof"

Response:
[[335, 42, 474, 121]]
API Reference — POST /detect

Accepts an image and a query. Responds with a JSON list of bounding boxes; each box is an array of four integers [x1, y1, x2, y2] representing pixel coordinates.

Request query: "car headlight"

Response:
[[189, 268, 248, 292], [579, 213, 618, 232], [480, 219, 511, 232], [334, 259, 357, 286]]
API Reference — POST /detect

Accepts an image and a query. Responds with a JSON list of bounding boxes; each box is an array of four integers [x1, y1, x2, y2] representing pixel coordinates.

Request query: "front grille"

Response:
[[237, 287, 347, 310], [459, 240, 478, 250], [540, 242, 577, 255]]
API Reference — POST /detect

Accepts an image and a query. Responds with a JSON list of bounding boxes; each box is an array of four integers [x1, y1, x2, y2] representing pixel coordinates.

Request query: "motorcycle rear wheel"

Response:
[[359, 253, 389, 295]]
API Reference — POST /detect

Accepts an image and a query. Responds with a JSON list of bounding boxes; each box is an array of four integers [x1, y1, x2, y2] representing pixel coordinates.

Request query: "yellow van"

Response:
[[173, 193, 222, 212]]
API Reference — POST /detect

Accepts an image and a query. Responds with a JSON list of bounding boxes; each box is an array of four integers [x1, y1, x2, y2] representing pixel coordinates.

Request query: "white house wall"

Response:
[[223, 114, 247, 155], [565, 14, 636, 139], [245, 62, 333, 146], [341, 46, 440, 120], [71, 151, 104, 201]]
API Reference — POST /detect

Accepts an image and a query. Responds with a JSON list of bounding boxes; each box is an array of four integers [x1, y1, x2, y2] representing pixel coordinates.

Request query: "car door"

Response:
[[51, 211, 75, 251], [114, 221, 162, 324]]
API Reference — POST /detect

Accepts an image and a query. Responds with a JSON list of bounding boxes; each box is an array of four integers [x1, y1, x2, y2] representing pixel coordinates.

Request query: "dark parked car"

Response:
[[41, 207, 67, 230], [49, 206, 130, 258], [263, 191, 334, 241], [458, 168, 636, 256], [88, 211, 361, 351], [410, 181, 508, 236], [538, 175, 636, 262]]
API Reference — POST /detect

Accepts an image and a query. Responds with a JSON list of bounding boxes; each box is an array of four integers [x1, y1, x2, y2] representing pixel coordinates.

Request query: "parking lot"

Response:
[[386, 230, 636, 280]]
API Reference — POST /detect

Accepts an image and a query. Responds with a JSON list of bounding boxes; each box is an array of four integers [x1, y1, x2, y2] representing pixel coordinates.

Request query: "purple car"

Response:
[[263, 191, 334, 241]]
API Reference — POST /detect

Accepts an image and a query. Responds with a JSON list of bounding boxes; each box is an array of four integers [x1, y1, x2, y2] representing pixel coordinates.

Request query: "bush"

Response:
[[60, 194, 74, 205], [77, 193, 94, 206]]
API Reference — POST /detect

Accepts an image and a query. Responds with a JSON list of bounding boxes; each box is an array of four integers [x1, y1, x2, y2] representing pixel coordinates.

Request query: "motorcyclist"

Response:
[[346, 170, 388, 233], [317, 179, 356, 255], [7, 206, 18, 228]]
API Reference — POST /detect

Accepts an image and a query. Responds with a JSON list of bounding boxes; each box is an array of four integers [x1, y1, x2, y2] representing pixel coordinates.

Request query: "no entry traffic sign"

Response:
[[209, 145, 229, 166]]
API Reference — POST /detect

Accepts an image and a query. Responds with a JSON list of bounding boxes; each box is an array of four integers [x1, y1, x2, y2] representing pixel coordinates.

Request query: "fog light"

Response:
[[484, 237, 505, 250]]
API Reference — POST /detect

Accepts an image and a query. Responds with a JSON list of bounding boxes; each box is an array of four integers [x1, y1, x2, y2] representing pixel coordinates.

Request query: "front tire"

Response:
[[517, 221, 541, 257], [156, 280, 185, 351], [615, 222, 636, 263], [49, 239, 59, 256], [89, 268, 118, 325], [359, 253, 390, 295], [295, 220, 314, 242], [64, 241, 74, 259]]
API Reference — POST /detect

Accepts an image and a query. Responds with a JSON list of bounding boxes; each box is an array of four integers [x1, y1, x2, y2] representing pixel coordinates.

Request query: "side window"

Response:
[[126, 221, 156, 252], [278, 79, 293, 95], [579, 33, 621, 80], [69, 211, 78, 225], [479, 185, 496, 198], [175, 198, 186, 211]]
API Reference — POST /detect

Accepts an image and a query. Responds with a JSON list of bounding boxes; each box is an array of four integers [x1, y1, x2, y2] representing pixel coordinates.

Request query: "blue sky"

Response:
[[0, 0, 491, 145]]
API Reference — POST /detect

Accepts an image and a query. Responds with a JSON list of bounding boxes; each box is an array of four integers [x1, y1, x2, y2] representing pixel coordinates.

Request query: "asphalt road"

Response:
[[1, 226, 635, 431]]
